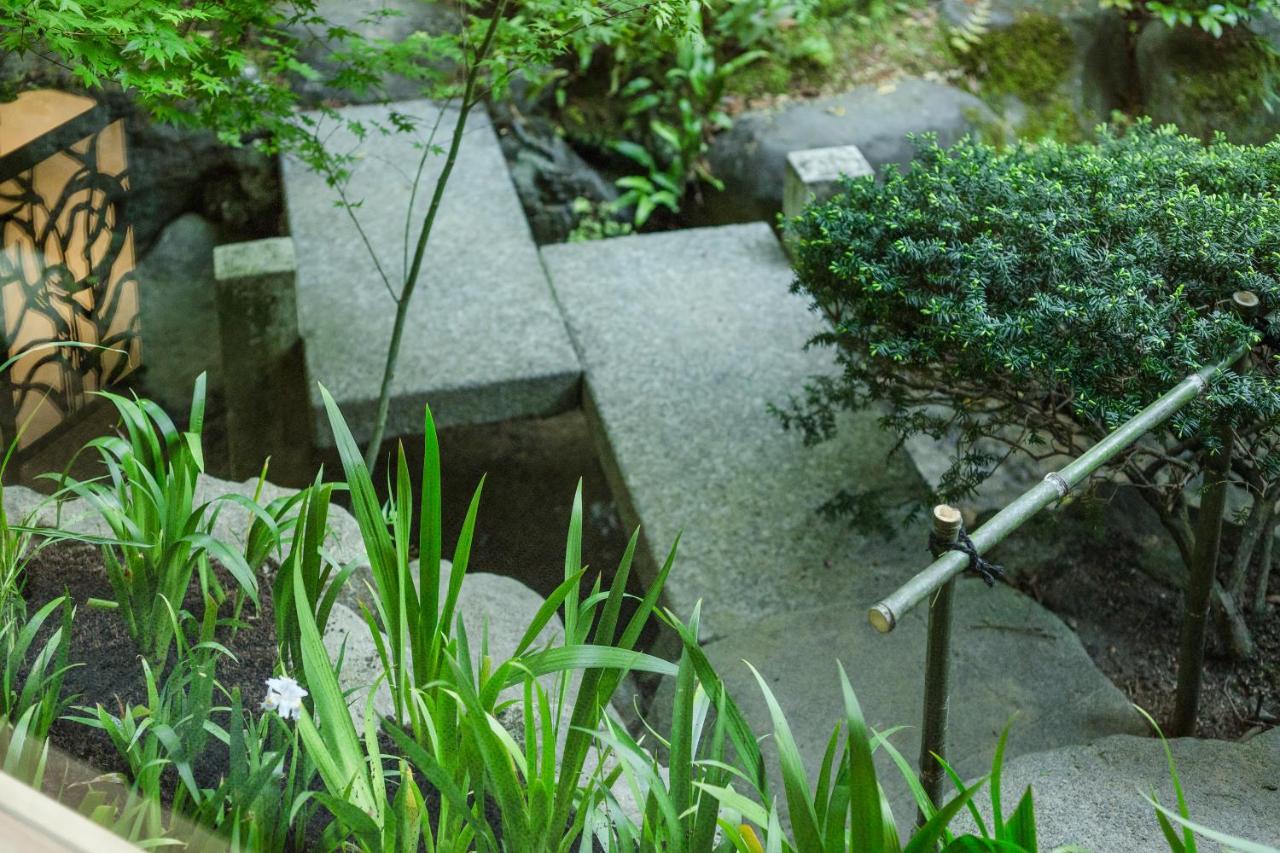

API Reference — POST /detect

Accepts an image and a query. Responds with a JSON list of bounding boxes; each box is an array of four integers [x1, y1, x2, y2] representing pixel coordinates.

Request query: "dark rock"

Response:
[[1136, 21, 1280, 144], [134, 214, 224, 412], [493, 107, 620, 244], [701, 78, 997, 225], [942, 0, 1128, 138]]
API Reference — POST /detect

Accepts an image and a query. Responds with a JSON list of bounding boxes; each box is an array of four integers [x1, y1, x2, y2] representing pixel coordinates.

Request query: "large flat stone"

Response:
[[540, 223, 926, 641], [281, 100, 581, 446], [956, 728, 1280, 850]]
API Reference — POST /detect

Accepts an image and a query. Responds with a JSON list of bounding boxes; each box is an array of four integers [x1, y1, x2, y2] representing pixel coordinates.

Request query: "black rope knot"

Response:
[[928, 528, 1006, 587]]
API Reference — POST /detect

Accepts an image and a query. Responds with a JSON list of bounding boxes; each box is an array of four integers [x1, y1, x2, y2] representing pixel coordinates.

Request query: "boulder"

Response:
[[702, 78, 997, 224], [955, 728, 1280, 850], [285, 0, 458, 104], [941, 0, 1128, 137], [134, 214, 224, 413], [1136, 21, 1280, 144]]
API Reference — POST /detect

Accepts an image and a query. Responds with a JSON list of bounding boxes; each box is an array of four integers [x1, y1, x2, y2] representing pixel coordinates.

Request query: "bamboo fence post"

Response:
[[1170, 290, 1258, 737], [918, 504, 962, 823]]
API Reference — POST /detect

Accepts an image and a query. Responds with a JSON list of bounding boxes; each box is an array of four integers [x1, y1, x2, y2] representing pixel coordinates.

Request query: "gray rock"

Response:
[[542, 223, 928, 642], [901, 411, 1076, 520], [1136, 21, 1280, 145], [338, 558, 566, 661], [955, 728, 1280, 850], [650, 580, 1145, 832], [323, 601, 397, 727], [193, 473, 367, 570], [281, 100, 582, 446], [135, 214, 224, 413], [703, 79, 997, 224], [285, 0, 459, 104]]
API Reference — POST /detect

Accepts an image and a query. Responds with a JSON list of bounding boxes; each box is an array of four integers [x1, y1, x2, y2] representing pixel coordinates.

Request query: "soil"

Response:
[[21, 541, 281, 792], [1005, 502, 1280, 740]]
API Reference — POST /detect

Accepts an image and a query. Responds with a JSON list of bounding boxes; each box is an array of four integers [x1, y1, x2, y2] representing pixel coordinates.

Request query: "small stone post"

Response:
[[213, 237, 313, 482], [782, 145, 874, 251]]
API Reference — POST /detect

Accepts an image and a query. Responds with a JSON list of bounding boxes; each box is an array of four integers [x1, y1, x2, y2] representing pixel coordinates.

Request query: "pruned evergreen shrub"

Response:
[[783, 123, 1279, 618]]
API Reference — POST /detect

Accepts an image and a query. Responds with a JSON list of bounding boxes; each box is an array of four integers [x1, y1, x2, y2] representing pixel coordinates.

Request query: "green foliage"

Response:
[[610, 36, 765, 225], [307, 393, 679, 849], [1100, 0, 1280, 36], [0, 595, 74, 786], [58, 375, 285, 666], [783, 124, 1279, 556]]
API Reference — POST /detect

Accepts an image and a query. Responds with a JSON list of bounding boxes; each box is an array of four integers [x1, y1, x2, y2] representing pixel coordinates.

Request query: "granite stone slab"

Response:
[[541, 223, 929, 641], [281, 100, 581, 446]]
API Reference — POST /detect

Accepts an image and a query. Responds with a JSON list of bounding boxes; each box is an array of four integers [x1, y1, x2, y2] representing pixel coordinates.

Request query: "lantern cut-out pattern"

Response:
[[0, 90, 140, 451]]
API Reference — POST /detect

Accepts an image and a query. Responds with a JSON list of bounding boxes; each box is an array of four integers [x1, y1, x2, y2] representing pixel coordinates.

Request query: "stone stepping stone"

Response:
[[281, 100, 580, 447], [542, 223, 925, 642], [956, 728, 1280, 850], [541, 223, 1144, 825]]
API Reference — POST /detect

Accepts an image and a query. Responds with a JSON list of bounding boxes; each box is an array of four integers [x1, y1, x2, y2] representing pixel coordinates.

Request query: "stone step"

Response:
[[541, 223, 926, 642], [956, 728, 1280, 850], [541, 223, 1145, 828], [280, 100, 581, 447]]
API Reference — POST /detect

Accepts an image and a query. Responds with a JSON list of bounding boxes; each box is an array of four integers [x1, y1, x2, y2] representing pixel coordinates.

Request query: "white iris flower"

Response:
[[262, 676, 308, 720]]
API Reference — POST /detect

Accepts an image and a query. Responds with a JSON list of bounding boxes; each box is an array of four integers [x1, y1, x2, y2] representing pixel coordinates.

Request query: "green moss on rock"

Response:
[[1142, 24, 1280, 144], [961, 13, 1075, 101], [959, 12, 1087, 142]]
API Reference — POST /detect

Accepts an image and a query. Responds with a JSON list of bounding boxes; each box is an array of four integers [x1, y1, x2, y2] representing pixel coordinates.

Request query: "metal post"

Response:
[[1170, 291, 1258, 736], [918, 504, 962, 823]]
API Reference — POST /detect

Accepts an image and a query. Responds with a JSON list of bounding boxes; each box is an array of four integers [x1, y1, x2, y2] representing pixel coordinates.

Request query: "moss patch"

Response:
[[958, 12, 1087, 142]]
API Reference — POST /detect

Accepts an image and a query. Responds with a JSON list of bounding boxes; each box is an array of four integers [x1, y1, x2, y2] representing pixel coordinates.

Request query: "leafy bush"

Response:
[[783, 124, 1279, 626], [1100, 0, 1279, 36]]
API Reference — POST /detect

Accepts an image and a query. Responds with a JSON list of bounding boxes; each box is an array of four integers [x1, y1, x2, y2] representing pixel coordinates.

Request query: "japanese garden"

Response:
[[0, 0, 1276, 849]]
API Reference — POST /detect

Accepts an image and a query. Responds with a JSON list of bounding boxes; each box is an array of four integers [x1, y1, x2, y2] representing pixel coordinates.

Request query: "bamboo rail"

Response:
[[872, 291, 1261, 818]]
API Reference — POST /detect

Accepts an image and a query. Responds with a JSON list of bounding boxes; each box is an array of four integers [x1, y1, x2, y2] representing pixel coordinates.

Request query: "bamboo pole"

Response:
[[918, 505, 961, 824], [869, 336, 1254, 635], [1170, 291, 1258, 736]]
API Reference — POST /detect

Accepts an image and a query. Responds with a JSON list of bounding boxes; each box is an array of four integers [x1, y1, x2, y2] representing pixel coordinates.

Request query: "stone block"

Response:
[[280, 100, 581, 448], [542, 224, 928, 641], [213, 237, 313, 480], [782, 144, 873, 223]]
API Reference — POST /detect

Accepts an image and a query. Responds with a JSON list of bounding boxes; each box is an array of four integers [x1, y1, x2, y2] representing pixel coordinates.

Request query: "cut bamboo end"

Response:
[[869, 602, 896, 634], [932, 504, 962, 543], [1233, 290, 1260, 318]]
